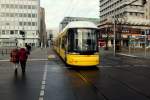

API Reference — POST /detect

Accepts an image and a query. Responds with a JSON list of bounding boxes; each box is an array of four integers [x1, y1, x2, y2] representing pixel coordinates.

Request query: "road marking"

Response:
[[28, 59, 48, 61], [117, 53, 138, 58], [97, 65, 149, 68], [40, 90, 45, 96], [48, 55, 56, 59], [0, 60, 9, 62], [38, 62, 48, 100]]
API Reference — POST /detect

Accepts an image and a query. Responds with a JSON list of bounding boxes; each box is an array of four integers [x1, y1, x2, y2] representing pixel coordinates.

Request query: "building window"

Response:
[[15, 30, 18, 34], [19, 22, 23, 26], [2, 30, 5, 35], [28, 5, 31, 9], [24, 5, 27, 9], [32, 22, 35, 26], [28, 22, 31, 26], [6, 4, 9, 8], [28, 14, 31, 17], [24, 22, 27, 26], [24, 13, 27, 17], [10, 31, 14, 35], [5, 30, 9, 35], [32, 14, 36, 17]]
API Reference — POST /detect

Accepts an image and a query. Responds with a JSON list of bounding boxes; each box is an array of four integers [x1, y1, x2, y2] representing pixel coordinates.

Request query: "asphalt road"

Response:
[[0, 48, 150, 100]]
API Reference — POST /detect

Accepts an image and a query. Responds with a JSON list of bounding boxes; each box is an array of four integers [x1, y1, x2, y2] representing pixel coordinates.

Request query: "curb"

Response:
[[117, 53, 150, 60], [117, 53, 138, 58]]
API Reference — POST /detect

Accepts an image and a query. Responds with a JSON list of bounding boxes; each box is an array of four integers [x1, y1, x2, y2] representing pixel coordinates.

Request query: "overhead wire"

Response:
[[64, 0, 79, 17]]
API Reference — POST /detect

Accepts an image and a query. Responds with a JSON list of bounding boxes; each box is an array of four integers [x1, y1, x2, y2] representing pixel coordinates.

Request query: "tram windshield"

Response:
[[68, 28, 98, 54]]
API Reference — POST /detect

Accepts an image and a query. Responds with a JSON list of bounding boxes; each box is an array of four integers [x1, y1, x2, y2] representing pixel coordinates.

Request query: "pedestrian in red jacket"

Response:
[[10, 48, 19, 72], [18, 48, 28, 73]]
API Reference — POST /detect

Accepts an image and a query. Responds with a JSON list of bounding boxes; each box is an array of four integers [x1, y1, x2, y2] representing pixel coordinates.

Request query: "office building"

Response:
[[0, 0, 40, 47], [99, 0, 150, 48], [39, 7, 47, 47]]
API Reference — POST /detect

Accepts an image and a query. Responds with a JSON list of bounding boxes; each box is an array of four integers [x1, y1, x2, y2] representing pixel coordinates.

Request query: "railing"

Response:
[[0, 48, 14, 56]]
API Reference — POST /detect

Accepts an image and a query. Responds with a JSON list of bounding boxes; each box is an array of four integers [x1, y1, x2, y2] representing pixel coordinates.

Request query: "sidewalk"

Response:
[[0, 48, 48, 61], [99, 47, 150, 59], [0, 54, 9, 60], [119, 47, 150, 59]]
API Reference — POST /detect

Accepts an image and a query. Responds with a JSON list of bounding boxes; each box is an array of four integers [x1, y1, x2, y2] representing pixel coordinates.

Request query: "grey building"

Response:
[[59, 17, 99, 31], [39, 7, 47, 47], [99, 0, 145, 25], [99, 0, 150, 48], [0, 0, 40, 47]]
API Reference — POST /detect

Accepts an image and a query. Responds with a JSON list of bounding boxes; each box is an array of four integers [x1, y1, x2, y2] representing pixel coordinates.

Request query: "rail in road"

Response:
[[1, 48, 150, 100]]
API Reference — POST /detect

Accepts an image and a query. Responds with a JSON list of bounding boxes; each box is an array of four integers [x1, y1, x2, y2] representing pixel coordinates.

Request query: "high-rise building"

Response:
[[0, 0, 40, 47], [100, 0, 144, 24], [99, 0, 150, 48], [39, 7, 47, 47]]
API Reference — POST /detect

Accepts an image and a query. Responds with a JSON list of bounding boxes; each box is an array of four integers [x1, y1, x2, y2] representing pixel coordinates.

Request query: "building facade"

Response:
[[144, 0, 150, 19], [59, 17, 99, 32], [0, 0, 40, 47], [100, 0, 144, 24], [47, 29, 59, 47], [99, 0, 150, 49], [39, 7, 47, 47]]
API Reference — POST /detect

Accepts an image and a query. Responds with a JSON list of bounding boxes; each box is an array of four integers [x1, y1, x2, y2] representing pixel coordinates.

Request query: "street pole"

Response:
[[145, 30, 147, 57], [113, 17, 116, 56]]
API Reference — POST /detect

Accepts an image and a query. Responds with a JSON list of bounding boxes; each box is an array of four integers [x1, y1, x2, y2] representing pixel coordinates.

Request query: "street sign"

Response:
[[99, 39, 105, 47]]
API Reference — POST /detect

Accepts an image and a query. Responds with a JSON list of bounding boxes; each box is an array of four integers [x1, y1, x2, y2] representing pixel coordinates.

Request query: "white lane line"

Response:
[[42, 81, 46, 85], [38, 62, 48, 100], [41, 85, 46, 90], [117, 53, 138, 58], [0, 60, 9, 62], [39, 97, 44, 100]]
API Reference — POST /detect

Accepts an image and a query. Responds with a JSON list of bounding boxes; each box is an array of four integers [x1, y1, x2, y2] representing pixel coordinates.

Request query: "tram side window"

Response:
[[61, 35, 66, 50], [68, 29, 75, 52]]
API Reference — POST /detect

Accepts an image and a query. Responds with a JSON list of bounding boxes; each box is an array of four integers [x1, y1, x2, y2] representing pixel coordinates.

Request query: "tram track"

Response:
[[72, 69, 109, 100], [50, 56, 108, 100], [102, 56, 150, 80], [51, 54, 150, 100], [100, 56, 150, 99], [105, 71, 150, 100]]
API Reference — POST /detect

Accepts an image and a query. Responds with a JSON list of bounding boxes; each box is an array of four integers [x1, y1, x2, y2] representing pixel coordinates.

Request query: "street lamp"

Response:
[[113, 0, 140, 56], [113, 16, 116, 56]]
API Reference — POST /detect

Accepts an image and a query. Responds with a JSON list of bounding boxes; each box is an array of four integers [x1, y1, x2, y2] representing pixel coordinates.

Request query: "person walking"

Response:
[[18, 48, 28, 73], [10, 48, 19, 72], [25, 44, 31, 55]]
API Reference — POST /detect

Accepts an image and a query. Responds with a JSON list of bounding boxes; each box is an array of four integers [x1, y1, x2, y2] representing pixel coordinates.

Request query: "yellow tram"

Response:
[[53, 21, 100, 67]]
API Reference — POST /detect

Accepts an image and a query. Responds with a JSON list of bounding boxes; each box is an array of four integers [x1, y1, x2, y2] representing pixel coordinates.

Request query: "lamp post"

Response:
[[113, 0, 139, 56], [113, 17, 116, 56]]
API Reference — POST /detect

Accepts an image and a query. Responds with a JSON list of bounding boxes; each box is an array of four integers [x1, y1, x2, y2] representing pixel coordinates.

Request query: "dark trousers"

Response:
[[20, 61, 26, 72]]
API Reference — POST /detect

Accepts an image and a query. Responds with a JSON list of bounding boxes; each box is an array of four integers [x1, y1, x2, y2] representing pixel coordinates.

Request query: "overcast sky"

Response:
[[41, 0, 99, 29]]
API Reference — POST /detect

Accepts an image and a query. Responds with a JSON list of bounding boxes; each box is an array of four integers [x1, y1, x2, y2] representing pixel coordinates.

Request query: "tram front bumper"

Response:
[[67, 55, 100, 66]]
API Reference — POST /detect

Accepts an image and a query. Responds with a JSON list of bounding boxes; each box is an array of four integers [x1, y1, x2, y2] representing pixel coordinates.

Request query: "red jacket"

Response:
[[10, 48, 19, 63], [19, 48, 28, 62]]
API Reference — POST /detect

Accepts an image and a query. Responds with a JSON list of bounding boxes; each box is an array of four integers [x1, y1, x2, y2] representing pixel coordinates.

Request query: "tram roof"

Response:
[[62, 21, 98, 32]]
